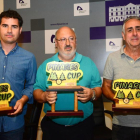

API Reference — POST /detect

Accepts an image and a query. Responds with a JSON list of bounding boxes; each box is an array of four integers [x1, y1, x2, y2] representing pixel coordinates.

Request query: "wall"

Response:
[[2, 0, 140, 139], [3, 0, 140, 81], [0, 0, 3, 13]]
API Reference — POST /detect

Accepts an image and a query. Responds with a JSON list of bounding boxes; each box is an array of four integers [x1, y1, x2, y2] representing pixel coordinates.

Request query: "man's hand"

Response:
[[8, 95, 29, 115], [43, 91, 57, 104], [113, 98, 119, 104], [77, 86, 93, 103], [8, 99, 25, 115]]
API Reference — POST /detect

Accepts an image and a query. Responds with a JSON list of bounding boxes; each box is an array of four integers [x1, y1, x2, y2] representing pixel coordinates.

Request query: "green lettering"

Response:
[[128, 82, 133, 89]]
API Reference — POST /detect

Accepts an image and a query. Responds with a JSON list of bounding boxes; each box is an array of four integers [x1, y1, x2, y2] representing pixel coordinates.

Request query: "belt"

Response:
[[65, 125, 73, 127]]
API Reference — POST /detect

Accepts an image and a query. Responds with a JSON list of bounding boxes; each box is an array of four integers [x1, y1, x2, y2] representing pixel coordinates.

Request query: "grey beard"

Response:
[[58, 48, 76, 61]]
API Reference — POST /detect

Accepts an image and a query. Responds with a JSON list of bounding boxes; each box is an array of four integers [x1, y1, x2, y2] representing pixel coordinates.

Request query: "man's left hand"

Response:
[[8, 99, 24, 115], [8, 95, 29, 115], [77, 86, 93, 102]]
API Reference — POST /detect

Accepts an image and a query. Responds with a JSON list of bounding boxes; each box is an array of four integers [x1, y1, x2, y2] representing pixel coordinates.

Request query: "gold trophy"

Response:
[[112, 79, 140, 112], [46, 61, 83, 116], [0, 83, 15, 115]]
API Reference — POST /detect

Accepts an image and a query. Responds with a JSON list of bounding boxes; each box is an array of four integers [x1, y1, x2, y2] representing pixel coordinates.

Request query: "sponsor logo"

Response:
[[109, 3, 140, 23], [77, 6, 83, 10], [106, 38, 122, 52], [109, 41, 120, 50], [106, 1, 140, 26], [74, 3, 89, 16], [77, 6, 86, 13], [51, 35, 55, 43], [19, 0, 24, 3], [109, 41, 115, 46], [16, 0, 30, 9], [45, 29, 57, 54]]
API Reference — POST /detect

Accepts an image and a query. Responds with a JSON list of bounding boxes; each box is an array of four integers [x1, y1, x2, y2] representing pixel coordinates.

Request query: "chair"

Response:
[[92, 96, 113, 140], [23, 100, 43, 140]]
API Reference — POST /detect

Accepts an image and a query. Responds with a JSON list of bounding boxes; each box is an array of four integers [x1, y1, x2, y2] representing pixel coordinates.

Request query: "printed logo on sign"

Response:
[[77, 6, 87, 14], [74, 3, 89, 16], [51, 35, 55, 43], [106, 1, 140, 26], [45, 29, 57, 54], [16, 0, 30, 9], [77, 6, 83, 10], [19, 0, 24, 3], [106, 38, 122, 52], [109, 41, 115, 46]]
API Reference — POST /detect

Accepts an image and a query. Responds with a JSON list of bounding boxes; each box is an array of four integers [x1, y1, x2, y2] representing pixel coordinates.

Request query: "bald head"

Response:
[[55, 26, 76, 39]]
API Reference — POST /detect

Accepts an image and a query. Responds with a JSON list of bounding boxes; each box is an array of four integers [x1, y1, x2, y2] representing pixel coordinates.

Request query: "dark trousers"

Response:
[[0, 126, 24, 140], [41, 115, 94, 140], [112, 124, 140, 140]]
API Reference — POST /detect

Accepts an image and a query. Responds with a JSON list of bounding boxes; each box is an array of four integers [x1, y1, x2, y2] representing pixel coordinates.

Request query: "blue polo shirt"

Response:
[[34, 52, 101, 125]]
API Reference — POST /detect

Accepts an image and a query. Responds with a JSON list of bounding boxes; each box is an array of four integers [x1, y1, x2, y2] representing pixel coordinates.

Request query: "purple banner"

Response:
[[18, 31, 31, 43], [90, 27, 106, 40], [106, 0, 140, 26]]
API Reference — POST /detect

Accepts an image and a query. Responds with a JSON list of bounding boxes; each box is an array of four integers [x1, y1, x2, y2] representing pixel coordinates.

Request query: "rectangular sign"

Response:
[[16, 0, 30, 9], [74, 3, 89, 16], [106, 38, 123, 52]]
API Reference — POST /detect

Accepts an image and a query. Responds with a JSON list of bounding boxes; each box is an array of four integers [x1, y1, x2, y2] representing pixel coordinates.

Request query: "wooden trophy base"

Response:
[[0, 106, 15, 115], [46, 110, 83, 116], [46, 86, 84, 117], [112, 103, 140, 112]]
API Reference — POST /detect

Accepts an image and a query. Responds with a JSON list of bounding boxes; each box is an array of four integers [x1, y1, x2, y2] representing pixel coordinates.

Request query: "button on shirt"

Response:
[[0, 42, 37, 132]]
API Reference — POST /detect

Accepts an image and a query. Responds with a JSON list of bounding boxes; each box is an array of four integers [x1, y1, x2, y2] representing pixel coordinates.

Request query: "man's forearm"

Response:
[[102, 86, 115, 101], [102, 78, 115, 101], [33, 89, 46, 103]]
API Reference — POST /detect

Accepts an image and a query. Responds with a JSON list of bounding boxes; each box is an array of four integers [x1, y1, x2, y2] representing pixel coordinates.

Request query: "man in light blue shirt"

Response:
[[0, 10, 37, 140], [34, 26, 102, 140]]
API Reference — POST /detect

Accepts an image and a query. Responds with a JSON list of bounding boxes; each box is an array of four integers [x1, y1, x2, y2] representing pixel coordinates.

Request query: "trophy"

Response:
[[112, 79, 140, 112], [0, 83, 15, 115], [46, 61, 83, 116]]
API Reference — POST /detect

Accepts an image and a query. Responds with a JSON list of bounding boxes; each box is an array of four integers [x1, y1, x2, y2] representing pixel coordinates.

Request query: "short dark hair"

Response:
[[0, 9, 23, 27]]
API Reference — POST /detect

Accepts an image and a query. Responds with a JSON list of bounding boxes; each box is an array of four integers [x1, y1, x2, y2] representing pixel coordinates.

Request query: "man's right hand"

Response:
[[43, 91, 57, 104], [113, 98, 119, 104]]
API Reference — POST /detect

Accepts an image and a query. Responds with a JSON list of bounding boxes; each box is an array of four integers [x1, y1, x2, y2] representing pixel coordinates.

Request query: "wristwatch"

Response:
[[91, 89, 96, 101]]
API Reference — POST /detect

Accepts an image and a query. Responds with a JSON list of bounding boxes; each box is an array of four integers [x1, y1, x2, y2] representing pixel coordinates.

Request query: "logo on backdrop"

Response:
[[19, 0, 24, 3], [109, 41, 115, 46], [106, 1, 140, 26], [45, 29, 57, 54], [106, 38, 122, 52], [51, 35, 55, 43], [16, 0, 30, 9], [74, 3, 89, 16], [77, 6, 83, 11]]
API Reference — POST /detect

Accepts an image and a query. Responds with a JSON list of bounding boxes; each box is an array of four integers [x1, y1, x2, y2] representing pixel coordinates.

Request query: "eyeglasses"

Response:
[[56, 37, 76, 43]]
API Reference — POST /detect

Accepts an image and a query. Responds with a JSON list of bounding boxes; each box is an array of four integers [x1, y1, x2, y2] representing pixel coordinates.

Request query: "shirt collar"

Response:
[[120, 45, 126, 55], [0, 41, 18, 53], [51, 52, 83, 62]]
